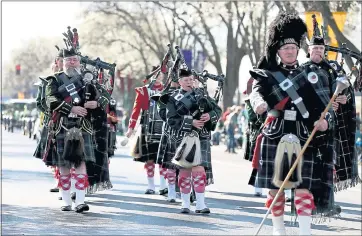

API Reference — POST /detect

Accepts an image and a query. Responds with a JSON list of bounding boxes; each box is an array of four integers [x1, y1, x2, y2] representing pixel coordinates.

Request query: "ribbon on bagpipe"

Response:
[[60, 26, 117, 95]]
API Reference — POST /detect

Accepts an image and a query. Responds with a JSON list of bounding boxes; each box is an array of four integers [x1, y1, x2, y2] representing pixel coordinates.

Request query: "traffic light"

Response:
[[15, 64, 21, 75]]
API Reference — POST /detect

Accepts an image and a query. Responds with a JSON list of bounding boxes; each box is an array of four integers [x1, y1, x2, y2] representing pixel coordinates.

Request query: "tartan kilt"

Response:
[[33, 115, 51, 160], [55, 118, 95, 168], [160, 129, 214, 185], [33, 125, 49, 159], [253, 134, 329, 192], [333, 94, 361, 189], [87, 120, 113, 193], [156, 123, 170, 165], [134, 126, 160, 163]]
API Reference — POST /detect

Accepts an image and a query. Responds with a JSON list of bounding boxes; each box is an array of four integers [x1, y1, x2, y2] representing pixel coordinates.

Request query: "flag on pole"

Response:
[[182, 49, 193, 69], [195, 51, 207, 72]]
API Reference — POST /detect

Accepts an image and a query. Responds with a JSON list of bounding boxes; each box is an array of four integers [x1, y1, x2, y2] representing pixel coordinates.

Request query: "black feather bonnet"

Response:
[[264, 12, 308, 69]]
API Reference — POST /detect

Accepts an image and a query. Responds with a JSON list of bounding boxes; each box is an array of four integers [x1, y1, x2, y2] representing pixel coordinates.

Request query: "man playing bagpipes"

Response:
[[126, 66, 168, 195], [33, 48, 64, 195], [249, 12, 337, 235], [243, 75, 267, 198], [304, 16, 361, 215], [45, 48, 112, 213], [163, 69, 222, 214]]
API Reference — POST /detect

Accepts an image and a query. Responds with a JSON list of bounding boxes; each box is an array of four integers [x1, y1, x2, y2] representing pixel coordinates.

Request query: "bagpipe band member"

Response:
[[155, 80, 180, 202], [45, 48, 110, 213], [249, 12, 335, 235], [33, 48, 64, 194], [165, 69, 222, 214], [243, 76, 267, 197], [126, 66, 168, 195], [305, 28, 361, 214]]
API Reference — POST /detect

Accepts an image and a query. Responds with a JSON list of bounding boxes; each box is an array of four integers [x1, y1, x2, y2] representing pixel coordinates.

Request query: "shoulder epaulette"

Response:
[[249, 69, 268, 80]]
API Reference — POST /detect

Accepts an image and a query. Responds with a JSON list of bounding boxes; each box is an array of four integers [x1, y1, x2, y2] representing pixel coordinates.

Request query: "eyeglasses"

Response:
[[279, 46, 299, 51]]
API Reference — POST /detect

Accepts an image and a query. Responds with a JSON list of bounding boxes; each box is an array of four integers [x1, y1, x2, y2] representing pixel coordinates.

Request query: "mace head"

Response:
[[335, 74, 350, 95]]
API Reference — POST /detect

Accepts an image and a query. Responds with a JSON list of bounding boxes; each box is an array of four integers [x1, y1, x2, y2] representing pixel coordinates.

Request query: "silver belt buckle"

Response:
[[65, 83, 76, 92], [284, 110, 297, 121]]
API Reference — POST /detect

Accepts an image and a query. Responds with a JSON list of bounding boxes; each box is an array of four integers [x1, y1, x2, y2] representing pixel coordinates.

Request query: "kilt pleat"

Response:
[[157, 124, 170, 165], [134, 127, 159, 163], [33, 126, 49, 159]]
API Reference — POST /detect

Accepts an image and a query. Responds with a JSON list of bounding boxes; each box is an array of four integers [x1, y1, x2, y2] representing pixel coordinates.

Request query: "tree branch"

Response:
[[155, 2, 221, 72]]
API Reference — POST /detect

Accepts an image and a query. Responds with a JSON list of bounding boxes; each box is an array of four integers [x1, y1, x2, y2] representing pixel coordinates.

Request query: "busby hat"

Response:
[[179, 68, 192, 78], [63, 48, 77, 58], [265, 12, 308, 68]]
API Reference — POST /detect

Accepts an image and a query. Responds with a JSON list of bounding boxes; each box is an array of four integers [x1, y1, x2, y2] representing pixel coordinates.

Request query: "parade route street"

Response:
[[2, 129, 361, 235]]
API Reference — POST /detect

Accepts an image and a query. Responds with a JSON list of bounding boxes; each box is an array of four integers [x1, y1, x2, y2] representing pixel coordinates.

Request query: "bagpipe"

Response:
[[191, 69, 225, 131], [311, 15, 362, 92], [325, 44, 362, 92]]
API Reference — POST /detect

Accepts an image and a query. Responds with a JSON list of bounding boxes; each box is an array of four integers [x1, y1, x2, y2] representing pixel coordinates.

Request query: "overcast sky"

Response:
[[2, 1, 85, 63]]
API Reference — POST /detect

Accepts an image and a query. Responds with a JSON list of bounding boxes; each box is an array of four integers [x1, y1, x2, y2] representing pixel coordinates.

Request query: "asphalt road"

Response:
[[2, 128, 361, 235]]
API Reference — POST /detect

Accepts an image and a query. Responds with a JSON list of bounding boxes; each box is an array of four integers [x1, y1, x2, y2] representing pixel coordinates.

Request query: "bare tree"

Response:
[[157, 1, 272, 109], [2, 37, 62, 98], [81, 2, 196, 77]]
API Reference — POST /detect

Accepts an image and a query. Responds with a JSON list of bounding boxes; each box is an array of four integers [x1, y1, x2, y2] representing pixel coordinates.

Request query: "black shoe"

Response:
[[75, 204, 89, 213], [190, 193, 196, 203], [180, 208, 190, 214], [254, 192, 262, 197], [167, 199, 176, 203], [71, 192, 76, 201], [333, 205, 342, 214], [145, 189, 155, 194], [195, 208, 211, 214], [58, 197, 62, 200], [61, 205, 72, 211], [50, 188, 59, 192], [159, 188, 168, 196]]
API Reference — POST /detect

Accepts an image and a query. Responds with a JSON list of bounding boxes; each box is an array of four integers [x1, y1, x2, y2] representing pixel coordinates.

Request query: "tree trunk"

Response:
[[223, 53, 243, 110]]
